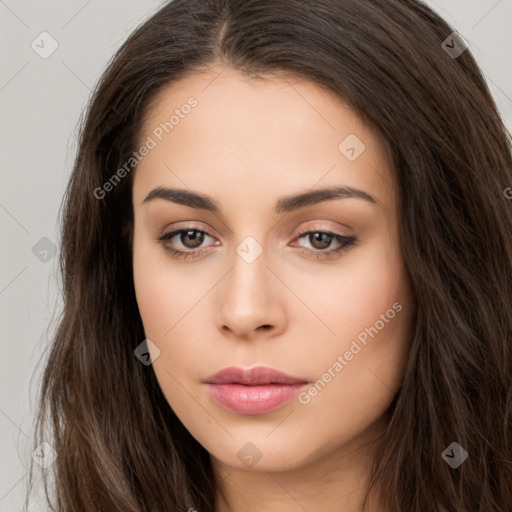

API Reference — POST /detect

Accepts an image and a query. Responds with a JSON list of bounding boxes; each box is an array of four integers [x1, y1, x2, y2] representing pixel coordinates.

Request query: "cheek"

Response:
[[293, 231, 408, 350], [132, 227, 187, 337], [337, 251, 406, 344], [132, 239, 216, 440], [293, 232, 412, 402], [132, 231, 214, 380]]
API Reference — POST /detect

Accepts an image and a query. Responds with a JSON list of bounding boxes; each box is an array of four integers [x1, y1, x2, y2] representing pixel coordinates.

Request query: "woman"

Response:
[[27, 0, 512, 510]]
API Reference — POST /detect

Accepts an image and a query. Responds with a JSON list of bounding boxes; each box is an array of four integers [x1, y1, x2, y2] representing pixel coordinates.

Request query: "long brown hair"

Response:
[[26, 0, 512, 510]]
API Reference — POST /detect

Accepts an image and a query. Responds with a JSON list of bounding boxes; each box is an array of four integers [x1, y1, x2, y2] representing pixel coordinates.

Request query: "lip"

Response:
[[204, 366, 309, 386], [204, 366, 310, 415]]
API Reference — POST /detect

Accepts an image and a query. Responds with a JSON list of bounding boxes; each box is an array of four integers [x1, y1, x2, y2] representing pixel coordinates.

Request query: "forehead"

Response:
[[133, 66, 395, 210], [140, 66, 378, 145]]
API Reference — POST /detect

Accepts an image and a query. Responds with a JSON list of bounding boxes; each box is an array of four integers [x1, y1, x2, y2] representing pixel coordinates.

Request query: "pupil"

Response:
[[182, 230, 204, 248], [311, 232, 331, 249]]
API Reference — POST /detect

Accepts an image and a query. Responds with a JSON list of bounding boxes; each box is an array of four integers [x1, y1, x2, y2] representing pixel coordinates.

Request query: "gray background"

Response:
[[1, 0, 511, 509]]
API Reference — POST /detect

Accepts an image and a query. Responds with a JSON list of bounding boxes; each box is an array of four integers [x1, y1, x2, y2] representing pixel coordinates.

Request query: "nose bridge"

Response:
[[228, 234, 272, 311], [216, 232, 284, 336]]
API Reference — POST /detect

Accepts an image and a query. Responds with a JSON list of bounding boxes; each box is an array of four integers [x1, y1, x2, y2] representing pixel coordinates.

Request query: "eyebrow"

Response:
[[142, 185, 382, 213]]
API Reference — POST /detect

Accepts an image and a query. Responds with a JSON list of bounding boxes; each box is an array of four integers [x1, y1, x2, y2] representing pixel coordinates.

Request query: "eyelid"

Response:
[[159, 221, 218, 236], [294, 223, 351, 238]]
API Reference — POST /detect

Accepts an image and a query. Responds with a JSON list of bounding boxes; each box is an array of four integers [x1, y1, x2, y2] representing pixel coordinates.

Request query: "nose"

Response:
[[216, 243, 286, 340]]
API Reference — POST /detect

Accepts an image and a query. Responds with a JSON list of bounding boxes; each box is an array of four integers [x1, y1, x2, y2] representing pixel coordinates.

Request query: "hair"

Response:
[[26, 0, 512, 510]]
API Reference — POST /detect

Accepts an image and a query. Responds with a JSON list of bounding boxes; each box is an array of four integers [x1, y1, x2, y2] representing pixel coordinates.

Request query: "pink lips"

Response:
[[204, 366, 310, 415]]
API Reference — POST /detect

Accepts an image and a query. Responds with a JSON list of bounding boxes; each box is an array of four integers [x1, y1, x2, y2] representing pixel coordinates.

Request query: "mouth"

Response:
[[203, 366, 310, 415]]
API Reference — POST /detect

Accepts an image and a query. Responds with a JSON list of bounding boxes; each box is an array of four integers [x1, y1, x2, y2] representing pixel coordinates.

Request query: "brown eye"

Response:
[[179, 230, 205, 249], [157, 228, 215, 259], [293, 229, 357, 259], [308, 232, 332, 250]]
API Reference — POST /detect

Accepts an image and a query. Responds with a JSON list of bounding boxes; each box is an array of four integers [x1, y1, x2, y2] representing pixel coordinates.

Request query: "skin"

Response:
[[132, 64, 415, 511]]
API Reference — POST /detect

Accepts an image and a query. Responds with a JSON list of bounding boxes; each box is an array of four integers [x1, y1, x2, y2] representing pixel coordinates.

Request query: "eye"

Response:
[[292, 229, 357, 259], [156, 228, 217, 259], [155, 226, 357, 260]]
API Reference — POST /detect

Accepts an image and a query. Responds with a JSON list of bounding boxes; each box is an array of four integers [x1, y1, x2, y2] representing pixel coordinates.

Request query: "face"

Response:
[[132, 65, 414, 473]]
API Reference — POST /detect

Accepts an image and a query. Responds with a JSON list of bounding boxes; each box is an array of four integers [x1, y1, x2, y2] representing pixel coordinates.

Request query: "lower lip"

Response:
[[205, 383, 308, 415]]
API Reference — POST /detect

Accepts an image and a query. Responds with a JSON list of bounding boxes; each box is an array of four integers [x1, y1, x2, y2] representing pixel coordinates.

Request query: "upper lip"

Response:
[[204, 366, 310, 385]]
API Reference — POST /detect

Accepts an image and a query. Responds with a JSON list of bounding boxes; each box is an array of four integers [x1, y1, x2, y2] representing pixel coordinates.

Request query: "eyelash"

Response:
[[155, 226, 357, 260]]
